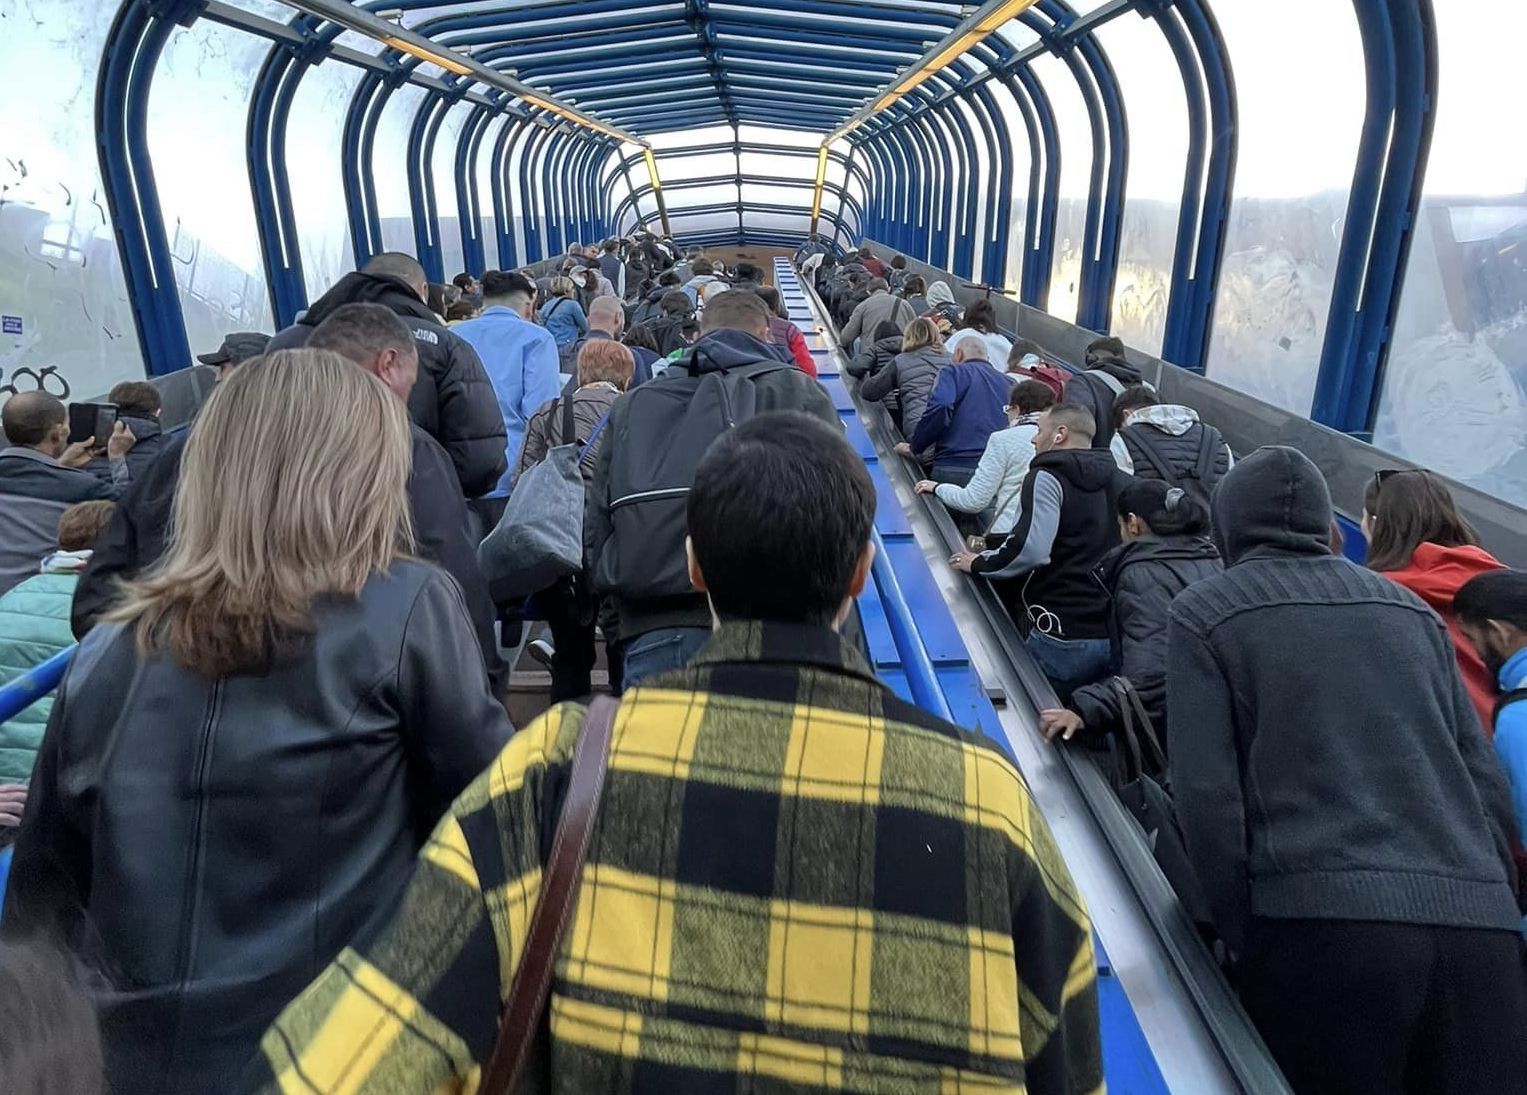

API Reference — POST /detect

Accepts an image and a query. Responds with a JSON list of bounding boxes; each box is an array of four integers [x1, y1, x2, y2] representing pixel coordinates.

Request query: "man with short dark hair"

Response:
[[1169, 447, 1527, 1093], [307, 304, 506, 695], [265, 253, 507, 499], [452, 269, 562, 514], [247, 412, 1104, 1095], [0, 392, 133, 597], [587, 290, 838, 689], [951, 402, 1118, 695]]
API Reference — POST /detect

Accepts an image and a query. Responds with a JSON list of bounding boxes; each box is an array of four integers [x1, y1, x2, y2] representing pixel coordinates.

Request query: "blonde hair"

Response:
[[901, 316, 942, 353], [551, 276, 576, 298], [577, 340, 635, 389], [110, 349, 414, 677]]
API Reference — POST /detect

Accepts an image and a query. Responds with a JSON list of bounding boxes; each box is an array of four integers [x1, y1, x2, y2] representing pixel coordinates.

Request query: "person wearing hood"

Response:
[[682, 258, 727, 308], [860, 317, 949, 438], [921, 280, 963, 335], [840, 277, 915, 350], [1168, 446, 1526, 1095], [1112, 386, 1232, 499], [951, 403, 1119, 695], [1365, 469, 1505, 731], [264, 252, 507, 499], [1038, 478, 1220, 747], [1063, 335, 1146, 453], [586, 291, 837, 691], [0, 499, 115, 788]]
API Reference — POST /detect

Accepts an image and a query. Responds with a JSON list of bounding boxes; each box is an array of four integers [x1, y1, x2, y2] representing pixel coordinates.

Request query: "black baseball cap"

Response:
[[197, 331, 271, 367]]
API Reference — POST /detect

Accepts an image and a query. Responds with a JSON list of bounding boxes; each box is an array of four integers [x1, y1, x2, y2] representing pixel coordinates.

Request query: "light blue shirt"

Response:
[[452, 306, 562, 498], [1494, 648, 1527, 864]]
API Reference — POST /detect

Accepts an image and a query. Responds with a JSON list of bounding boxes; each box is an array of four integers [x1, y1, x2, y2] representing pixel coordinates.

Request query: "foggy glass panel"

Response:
[[474, 115, 509, 272], [147, 17, 274, 358], [989, 80, 1033, 295], [1374, 4, 1527, 509], [432, 100, 471, 280], [1, 0, 141, 399], [373, 84, 428, 255], [1031, 52, 1091, 322], [287, 59, 360, 301], [1206, 2, 1365, 415], [1097, 11, 1187, 358]]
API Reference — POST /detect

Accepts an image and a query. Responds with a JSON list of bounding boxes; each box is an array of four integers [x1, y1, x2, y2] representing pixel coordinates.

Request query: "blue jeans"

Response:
[[1023, 628, 1112, 699], [620, 627, 711, 692]]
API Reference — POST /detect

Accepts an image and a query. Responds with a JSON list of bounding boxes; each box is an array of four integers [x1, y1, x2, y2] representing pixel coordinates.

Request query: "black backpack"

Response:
[[644, 312, 695, 357], [594, 353, 794, 601], [1123, 422, 1227, 512]]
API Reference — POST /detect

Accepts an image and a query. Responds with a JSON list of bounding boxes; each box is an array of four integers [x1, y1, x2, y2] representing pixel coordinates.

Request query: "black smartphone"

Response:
[[67, 402, 117, 449]]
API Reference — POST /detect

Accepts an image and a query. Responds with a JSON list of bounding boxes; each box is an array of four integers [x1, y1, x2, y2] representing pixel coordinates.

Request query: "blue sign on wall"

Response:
[[1, 316, 21, 336]]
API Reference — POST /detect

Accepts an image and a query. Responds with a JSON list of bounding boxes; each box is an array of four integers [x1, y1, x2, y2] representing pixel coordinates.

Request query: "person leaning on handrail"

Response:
[[1, 349, 512, 1095]]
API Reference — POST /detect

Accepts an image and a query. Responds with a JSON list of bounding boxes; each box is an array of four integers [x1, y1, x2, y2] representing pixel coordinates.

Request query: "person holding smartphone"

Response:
[[0, 391, 134, 597]]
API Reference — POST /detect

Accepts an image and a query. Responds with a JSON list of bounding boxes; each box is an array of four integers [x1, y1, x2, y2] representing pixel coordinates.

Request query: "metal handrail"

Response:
[[868, 528, 954, 723], [0, 646, 77, 724]]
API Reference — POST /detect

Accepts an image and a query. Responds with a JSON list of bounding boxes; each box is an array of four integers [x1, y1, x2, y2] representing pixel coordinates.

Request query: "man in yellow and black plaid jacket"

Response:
[[246, 412, 1103, 1095]]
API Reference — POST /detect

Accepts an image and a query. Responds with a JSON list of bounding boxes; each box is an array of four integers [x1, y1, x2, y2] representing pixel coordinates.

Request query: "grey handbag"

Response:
[[479, 397, 585, 598]]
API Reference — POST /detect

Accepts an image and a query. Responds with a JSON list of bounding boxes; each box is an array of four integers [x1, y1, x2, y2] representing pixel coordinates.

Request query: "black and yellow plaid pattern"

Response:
[[249, 622, 1103, 1094]]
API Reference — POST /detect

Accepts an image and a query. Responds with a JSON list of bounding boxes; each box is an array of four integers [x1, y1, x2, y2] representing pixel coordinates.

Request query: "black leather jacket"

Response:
[[3, 561, 512, 1095]]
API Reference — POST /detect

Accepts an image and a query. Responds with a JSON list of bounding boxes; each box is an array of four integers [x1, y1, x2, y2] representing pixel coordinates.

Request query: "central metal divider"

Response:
[[773, 257, 1289, 1095]]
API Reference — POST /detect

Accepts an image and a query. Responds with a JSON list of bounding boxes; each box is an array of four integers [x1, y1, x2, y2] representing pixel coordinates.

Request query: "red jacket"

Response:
[[1382, 542, 1505, 733], [767, 315, 817, 376]]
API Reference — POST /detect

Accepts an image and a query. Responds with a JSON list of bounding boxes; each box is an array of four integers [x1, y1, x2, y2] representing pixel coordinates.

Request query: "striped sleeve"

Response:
[[246, 707, 581, 1095]]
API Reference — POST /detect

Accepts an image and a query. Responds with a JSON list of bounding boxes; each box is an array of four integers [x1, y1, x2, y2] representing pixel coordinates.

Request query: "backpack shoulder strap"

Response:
[[1194, 424, 1224, 483], [1496, 688, 1527, 724], [1123, 425, 1179, 485], [479, 696, 619, 1095], [1090, 369, 1126, 397]]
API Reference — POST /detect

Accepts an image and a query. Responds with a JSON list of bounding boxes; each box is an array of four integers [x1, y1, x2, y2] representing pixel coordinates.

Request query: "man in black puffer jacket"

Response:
[[266, 253, 506, 498]]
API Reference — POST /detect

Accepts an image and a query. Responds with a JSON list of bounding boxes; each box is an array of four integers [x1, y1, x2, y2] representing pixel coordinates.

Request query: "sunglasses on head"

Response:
[[1373, 468, 1407, 494]]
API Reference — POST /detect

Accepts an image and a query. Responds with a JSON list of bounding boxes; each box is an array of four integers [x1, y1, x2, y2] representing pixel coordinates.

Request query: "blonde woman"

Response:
[[1, 350, 511, 1095], [538, 274, 588, 346], [859, 316, 951, 440]]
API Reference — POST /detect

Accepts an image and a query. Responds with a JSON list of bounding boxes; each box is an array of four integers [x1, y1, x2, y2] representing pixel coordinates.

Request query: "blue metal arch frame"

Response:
[[1311, 0, 1437, 437]]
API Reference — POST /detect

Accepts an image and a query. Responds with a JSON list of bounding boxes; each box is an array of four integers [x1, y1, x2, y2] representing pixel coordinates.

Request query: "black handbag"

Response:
[[1106, 677, 1216, 932]]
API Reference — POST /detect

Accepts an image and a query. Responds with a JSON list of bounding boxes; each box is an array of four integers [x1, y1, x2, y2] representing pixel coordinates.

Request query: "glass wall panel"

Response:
[[288, 60, 360, 301], [0, 0, 141, 397], [954, 98, 992, 284], [1373, 6, 1527, 508], [148, 18, 274, 358], [432, 101, 471, 280], [373, 84, 428, 255], [1206, 2, 1365, 415], [1031, 53, 1091, 321], [475, 115, 509, 271], [1097, 12, 1187, 358], [991, 80, 1033, 295]]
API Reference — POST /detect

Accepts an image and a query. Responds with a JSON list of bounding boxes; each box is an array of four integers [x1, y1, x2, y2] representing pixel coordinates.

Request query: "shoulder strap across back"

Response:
[[478, 696, 620, 1095]]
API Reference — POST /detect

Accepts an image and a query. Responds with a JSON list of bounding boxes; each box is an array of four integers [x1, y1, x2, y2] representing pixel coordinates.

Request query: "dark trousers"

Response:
[[1237, 917, 1527, 1095], [539, 578, 597, 703]]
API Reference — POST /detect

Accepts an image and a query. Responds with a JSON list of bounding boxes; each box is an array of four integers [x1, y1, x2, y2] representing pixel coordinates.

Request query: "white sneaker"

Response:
[[527, 638, 556, 667]]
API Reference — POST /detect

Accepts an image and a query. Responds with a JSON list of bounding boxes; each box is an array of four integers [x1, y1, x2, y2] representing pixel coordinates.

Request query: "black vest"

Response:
[[1016, 448, 1119, 640]]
